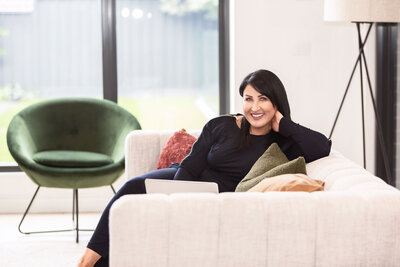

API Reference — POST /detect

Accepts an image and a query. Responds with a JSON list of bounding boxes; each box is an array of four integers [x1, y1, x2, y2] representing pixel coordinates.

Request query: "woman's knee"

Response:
[[120, 168, 177, 195], [119, 177, 147, 195]]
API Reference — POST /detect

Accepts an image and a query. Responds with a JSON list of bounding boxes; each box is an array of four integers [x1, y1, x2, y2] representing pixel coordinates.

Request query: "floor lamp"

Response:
[[324, 0, 399, 182]]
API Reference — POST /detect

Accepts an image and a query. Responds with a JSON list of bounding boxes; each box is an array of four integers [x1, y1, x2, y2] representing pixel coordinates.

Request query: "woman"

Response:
[[78, 69, 331, 267]]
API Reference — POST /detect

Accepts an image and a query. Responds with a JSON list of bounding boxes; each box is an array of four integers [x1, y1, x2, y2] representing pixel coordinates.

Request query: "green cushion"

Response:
[[33, 150, 114, 167], [235, 143, 307, 192], [243, 143, 288, 179]]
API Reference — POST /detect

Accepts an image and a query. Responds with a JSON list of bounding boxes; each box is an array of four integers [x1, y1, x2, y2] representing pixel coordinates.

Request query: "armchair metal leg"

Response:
[[72, 189, 75, 222], [18, 186, 73, 235], [110, 185, 116, 194], [18, 186, 40, 234], [75, 189, 79, 243], [18, 185, 117, 242], [17, 187, 90, 241]]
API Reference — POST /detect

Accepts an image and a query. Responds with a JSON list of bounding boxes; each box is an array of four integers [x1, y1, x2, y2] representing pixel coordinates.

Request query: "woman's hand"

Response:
[[272, 110, 283, 132]]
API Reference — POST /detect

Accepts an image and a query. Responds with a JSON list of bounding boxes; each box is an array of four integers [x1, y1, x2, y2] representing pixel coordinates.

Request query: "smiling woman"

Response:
[[242, 86, 278, 135], [238, 69, 292, 149], [78, 69, 332, 267]]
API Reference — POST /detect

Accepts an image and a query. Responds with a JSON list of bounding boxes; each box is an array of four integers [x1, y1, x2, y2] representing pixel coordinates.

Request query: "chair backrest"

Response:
[[8, 98, 141, 161]]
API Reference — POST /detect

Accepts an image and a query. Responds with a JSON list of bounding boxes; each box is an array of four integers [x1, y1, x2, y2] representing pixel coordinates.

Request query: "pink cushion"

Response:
[[156, 129, 197, 169]]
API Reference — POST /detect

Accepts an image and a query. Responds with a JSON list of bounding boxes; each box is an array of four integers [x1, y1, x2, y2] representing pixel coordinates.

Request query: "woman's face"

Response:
[[242, 84, 277, 135]]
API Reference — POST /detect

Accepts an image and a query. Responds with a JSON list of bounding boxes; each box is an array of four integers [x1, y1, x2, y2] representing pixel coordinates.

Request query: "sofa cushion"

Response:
[[241, 143, 288, 179], [247, 173, 324, 192], [156, 129, 197, 169], [235, 143, 307, 192], [33, 150, 113, 167]]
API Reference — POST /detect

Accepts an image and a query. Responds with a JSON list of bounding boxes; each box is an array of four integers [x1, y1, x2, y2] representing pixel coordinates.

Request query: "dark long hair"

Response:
[[238, 69, 291, 149]]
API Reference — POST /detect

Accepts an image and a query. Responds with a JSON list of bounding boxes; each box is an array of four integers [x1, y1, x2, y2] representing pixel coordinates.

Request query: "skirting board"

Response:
[[0, 172, 126, 214]]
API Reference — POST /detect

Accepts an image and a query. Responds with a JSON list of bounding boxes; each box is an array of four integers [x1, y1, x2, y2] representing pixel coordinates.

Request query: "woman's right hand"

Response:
[[272, 110, 283, 132]]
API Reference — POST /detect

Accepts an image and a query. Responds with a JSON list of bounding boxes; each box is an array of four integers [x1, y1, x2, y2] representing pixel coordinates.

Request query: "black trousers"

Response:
[[88, 167, 178, 267]]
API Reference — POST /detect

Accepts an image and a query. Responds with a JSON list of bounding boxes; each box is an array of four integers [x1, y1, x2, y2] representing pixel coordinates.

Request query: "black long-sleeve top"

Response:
[[173, 115, 332, 192]]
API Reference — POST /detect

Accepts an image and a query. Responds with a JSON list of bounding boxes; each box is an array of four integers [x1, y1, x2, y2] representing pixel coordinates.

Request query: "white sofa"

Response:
[[109, 130, 400, 267]]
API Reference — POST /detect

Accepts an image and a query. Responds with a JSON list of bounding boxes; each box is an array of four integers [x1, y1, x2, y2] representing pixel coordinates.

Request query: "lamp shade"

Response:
[[324, 0, 400, 22]]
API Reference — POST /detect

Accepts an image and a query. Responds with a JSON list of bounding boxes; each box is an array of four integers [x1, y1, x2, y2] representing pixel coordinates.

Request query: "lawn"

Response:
[[0, 99, 42, 163], [0, 96, 217, 163], [118, 96, 212, 130]]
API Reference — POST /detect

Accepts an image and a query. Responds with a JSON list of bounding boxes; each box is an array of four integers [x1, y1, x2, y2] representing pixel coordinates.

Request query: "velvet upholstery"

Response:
[[7, 98, 141, 189], [32, 150, 113, 167], [236, 156, 307, 192], [235, 143, 307, 192]]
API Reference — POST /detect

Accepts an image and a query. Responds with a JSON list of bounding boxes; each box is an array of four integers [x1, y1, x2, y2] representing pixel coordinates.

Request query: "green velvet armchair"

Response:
[[7, 98, 141, 242]]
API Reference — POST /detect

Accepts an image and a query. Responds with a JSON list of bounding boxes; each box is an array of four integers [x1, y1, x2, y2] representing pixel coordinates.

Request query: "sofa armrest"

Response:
[[124, 130, 162, 179], [125, 130, 201, 180], [306, 149, 397, 191]]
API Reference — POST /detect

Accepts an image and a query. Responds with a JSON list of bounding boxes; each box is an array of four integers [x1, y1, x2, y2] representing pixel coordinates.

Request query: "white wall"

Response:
[[231, 0, 377, 173], [0, 172, 125, 213]]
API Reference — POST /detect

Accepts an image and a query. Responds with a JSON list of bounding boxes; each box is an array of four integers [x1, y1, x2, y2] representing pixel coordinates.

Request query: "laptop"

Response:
[[145, 179, 219, 194]]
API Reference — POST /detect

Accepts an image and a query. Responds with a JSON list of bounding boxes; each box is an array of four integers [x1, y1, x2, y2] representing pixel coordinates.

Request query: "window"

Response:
[[116, 0, 219, 130], [0, 0, 227, 167], [0, 0, 103, 164]]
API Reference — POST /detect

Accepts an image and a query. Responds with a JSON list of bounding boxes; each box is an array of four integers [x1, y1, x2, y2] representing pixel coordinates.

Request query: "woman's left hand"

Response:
[[272, 110, 283, 132]]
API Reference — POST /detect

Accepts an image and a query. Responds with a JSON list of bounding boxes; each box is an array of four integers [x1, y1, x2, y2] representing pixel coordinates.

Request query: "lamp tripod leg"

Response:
[[357, 23, 367, 169], [329, 22, 374, 140], [329, 59, 359, 139], [359, 37, 393, 184]]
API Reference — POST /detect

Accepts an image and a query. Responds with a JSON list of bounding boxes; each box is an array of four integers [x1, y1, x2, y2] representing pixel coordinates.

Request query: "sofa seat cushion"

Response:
[[33, 150, 113, 167]]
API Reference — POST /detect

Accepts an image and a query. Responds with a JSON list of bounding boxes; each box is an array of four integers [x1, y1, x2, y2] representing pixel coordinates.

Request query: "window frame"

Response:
[[375, 23, 398, 186], [0, 0, 229, 172]]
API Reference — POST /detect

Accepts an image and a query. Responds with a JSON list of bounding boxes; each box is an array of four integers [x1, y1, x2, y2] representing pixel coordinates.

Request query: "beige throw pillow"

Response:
[[247, 173, 324, 192]]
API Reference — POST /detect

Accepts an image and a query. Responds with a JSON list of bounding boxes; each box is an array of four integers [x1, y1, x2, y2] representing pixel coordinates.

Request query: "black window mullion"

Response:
[[218, 0, 230, 115], [101, 0, 118, 103]]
